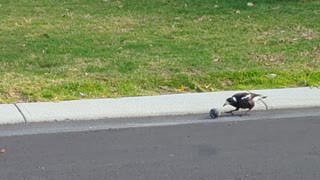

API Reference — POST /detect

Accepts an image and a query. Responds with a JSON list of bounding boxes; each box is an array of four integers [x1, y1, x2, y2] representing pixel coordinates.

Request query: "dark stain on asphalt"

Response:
[[197, 144, 219, 157]]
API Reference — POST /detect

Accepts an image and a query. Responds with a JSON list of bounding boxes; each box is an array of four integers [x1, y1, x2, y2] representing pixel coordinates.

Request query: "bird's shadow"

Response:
[[222, 112, 249, 117], [204, 112, 250, 120]]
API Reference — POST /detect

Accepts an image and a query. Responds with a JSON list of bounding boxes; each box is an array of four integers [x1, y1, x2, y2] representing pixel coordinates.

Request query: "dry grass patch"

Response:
[[250, 53, 286, 66]]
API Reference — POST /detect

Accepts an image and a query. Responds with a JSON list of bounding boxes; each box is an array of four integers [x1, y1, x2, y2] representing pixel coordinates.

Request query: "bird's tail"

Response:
[[248, 92, 267, 99], [257, 94, 268, 99], [249, 92, 268, 110]]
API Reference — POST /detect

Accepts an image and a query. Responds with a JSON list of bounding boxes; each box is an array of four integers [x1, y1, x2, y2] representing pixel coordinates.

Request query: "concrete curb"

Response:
[[3, 87, 320, 124], [0, 104, 25, 124]]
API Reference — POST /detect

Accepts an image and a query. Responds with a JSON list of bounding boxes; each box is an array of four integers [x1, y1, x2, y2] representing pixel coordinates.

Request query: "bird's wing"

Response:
[[233, 92, 251, 100]]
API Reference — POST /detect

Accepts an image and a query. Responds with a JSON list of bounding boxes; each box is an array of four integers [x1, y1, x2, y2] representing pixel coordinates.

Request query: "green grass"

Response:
[[1, 0, 320, 103]]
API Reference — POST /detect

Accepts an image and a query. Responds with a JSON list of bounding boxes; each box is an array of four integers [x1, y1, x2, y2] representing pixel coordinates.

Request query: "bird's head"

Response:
[[223, 96, 237, 107]]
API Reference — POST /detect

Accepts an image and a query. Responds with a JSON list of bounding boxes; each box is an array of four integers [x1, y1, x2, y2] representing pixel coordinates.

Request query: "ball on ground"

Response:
[[209, 108, 220, 119]]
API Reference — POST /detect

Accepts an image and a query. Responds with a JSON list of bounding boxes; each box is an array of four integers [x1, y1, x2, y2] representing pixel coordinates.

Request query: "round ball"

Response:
[[209, 108, 220, 119]]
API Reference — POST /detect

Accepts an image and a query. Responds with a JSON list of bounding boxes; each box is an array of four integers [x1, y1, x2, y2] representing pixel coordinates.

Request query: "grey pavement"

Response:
[[1, 112, 320, 180], [3, 87, 320, 124]]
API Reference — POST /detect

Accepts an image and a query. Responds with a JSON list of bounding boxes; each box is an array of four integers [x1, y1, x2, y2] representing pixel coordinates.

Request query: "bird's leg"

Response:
[[225, 107, 239, 115], [244, 108, 253, 115]]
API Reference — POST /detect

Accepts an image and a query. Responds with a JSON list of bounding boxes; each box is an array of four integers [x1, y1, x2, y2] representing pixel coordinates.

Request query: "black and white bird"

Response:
[[223, 92, 267, 115]]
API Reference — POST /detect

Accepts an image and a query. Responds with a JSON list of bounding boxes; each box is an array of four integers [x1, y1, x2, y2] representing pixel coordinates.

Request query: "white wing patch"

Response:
[[241, 94, 251, 100]]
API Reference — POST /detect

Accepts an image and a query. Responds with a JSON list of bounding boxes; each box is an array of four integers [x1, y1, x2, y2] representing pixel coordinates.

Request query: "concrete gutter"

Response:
[[3, 87, 320, 124]]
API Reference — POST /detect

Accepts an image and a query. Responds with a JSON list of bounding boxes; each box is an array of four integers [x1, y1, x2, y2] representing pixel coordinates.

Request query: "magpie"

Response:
[[223, 92, 267, 115]]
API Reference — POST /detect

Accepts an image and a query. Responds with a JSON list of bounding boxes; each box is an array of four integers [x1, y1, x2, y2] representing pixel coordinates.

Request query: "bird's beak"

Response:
[[223, 101, 229, 107]]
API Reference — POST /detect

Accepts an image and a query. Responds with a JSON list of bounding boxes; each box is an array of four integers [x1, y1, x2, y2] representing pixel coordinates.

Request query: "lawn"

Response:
[[0, 0, 319, 103]]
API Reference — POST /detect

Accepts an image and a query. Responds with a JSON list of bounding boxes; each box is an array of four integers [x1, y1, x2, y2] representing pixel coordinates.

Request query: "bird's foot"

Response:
[[225, 111, 234, 115]]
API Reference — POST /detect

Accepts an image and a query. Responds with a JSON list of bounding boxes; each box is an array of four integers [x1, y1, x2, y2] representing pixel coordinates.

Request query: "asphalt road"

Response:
[[1, 108, 320, 180]]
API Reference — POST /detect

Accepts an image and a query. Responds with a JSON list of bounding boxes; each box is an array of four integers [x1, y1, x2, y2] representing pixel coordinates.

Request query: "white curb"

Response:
[[2, 87, 320, 124]]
